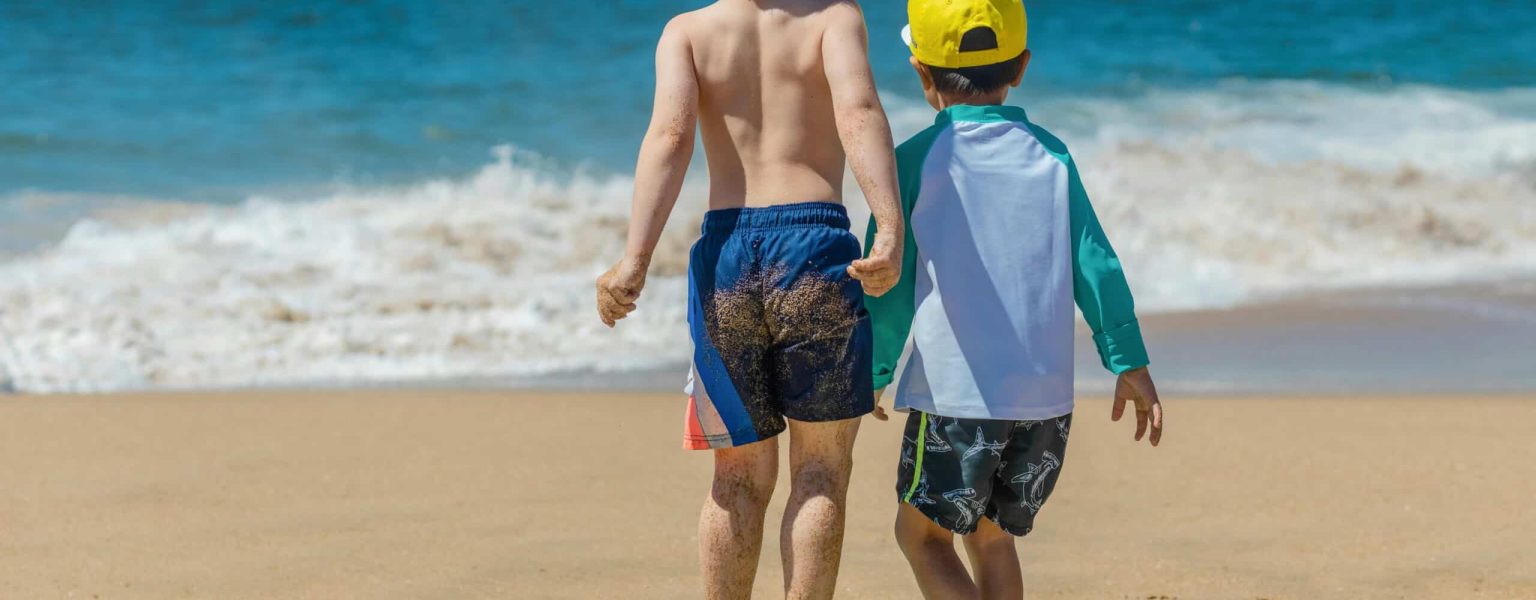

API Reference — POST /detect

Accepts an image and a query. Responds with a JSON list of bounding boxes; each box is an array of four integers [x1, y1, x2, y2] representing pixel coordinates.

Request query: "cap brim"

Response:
[[900, 24, 913, 48]]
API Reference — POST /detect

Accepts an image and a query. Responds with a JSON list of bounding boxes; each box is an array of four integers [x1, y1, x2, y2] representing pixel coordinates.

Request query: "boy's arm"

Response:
[[1068, 163, 1163, 446], [1067, 162, 1147, 374], [597, 19, 698, 327], [822, 4, 903, 297], [863, 165, 919, 392], [865, 122, 945, 400]]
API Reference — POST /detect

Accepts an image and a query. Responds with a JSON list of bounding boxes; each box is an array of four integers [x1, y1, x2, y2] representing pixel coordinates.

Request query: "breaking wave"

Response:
[[2, 81, 1533, 392]]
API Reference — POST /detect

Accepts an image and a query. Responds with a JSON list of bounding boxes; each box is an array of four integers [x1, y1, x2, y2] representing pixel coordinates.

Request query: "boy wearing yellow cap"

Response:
[[866, 1, 1166, 596]]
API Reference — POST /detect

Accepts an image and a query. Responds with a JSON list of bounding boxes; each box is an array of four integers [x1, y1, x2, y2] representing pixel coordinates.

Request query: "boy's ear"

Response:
[[910, 56, 934, 89], [1012, 50, 1031, 88]]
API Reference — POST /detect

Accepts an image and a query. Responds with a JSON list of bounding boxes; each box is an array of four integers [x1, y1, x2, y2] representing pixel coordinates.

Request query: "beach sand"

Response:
[[2, 391, 1532, 599]]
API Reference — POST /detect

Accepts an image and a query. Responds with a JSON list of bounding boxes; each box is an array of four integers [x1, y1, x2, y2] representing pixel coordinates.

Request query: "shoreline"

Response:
[[5, 276, 1534, 396]]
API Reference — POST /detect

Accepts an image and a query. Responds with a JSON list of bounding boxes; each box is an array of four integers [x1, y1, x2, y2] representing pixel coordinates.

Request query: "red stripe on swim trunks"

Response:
[[683, 396, 713, 450]]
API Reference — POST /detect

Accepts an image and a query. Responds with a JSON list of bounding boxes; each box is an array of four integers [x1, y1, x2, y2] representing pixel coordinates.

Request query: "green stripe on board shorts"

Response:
[[895, 411, 1072, 536]]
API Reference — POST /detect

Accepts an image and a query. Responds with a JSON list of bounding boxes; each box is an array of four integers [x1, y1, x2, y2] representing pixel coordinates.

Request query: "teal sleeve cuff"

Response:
[[1093, 319, 1150, 374], [872, 368, 894, 390]]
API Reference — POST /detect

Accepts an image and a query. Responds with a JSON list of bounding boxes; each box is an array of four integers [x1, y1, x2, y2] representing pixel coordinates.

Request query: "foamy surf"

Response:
[[0, 147, 704, 392], [2, 82, 1534, 392]]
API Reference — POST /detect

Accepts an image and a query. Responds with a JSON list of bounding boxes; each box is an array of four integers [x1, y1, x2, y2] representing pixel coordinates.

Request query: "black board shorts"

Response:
[[896, 411, 1072, 536]]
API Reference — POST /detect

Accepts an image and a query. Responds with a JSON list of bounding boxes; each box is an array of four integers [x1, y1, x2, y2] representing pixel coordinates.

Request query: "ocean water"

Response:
[[2, 1, 1534, 392]]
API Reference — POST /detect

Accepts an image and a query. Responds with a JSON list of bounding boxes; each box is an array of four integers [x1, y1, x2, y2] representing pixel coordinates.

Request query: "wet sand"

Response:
[[2, 391, 1533, 599], [481, 278, 1536, 397]]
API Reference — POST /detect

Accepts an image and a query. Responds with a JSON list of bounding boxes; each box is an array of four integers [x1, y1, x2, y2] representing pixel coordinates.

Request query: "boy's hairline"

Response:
[[915, 50, 1028, 73]]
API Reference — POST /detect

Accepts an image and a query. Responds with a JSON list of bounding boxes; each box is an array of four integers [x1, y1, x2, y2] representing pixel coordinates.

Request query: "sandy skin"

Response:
[[1, 391, 1533, 599]]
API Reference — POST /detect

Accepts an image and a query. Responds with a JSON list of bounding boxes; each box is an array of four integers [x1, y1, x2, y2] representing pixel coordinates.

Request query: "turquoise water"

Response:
[[3, 1, 1535, 392], [3, 1, 1533, 199]]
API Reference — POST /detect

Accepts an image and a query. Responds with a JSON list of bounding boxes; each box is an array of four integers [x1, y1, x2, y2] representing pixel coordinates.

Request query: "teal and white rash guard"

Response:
[[866, 104, 1149, 421]]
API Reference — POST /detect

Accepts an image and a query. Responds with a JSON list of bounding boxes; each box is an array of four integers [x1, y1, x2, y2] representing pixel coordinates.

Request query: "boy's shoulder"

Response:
[[674, 1, 862, 29], [1019, 119, 1073, 164], [895, 122, 949, 159], [664, 3, 733, 37], [663, 6, 710, 32], [895, 111, 1077, 166]]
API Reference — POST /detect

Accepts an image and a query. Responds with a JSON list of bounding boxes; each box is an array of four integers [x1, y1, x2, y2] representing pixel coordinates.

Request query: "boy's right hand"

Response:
[[848, 232, 902, 297], [596, 256, 649, 328]]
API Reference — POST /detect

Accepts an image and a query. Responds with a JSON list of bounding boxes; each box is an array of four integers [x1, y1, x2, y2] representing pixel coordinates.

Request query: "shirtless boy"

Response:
[[593, 2, 904, 599]]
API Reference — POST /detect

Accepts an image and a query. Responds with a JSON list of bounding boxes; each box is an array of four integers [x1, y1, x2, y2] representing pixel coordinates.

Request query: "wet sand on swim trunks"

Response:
[[2, 391, 1533, 599]]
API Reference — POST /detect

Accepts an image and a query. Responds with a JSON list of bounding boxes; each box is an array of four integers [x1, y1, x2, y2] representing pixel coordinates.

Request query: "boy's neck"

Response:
[[934, 89, 1010, 110]]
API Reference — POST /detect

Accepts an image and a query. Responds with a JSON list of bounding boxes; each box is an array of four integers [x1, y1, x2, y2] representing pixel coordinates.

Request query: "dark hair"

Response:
[[924, 27, 1025, 96]]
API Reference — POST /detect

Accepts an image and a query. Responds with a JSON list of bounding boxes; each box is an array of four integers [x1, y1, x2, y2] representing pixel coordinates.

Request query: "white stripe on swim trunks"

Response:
[[686, 363, 730, 446]]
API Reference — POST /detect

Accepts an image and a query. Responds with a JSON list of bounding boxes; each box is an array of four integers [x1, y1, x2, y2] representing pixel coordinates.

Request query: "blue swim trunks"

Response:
[[683, 202, 874, 450]]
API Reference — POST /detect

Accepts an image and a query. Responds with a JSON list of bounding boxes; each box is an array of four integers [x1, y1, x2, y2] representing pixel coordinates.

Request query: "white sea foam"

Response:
[[2, 82, 1533, 392], [0, 147, 704, 392]]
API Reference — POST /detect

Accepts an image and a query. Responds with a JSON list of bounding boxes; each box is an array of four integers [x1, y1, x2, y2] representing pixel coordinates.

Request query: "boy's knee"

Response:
[[710, 468, 775, 511], [963, 523, 1013, 548], [895, 529, 953, 560], [895, 511, 951, 555], [789, 461, 852, 498], [710, 443, 777, 509], [963, 532, 1015, 565]]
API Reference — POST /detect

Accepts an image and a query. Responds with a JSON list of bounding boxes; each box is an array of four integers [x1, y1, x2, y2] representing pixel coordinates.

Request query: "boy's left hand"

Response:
[[869, 387, 889, 421], [1112, 367, 1163, 446]]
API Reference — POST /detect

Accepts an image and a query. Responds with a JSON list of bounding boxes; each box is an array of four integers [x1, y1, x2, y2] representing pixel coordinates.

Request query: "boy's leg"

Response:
[[961, 519, 1023, 600], [779, 417, 860, 600], [895, 502, 978, 599], [700, 439, 779, 600]]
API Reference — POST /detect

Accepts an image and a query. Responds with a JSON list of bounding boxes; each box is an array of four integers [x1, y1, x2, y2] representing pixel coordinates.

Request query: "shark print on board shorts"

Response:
[[895, 411, 1071, 536]]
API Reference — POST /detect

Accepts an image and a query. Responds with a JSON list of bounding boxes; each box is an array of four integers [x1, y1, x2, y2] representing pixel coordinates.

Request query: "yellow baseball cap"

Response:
[[902, 0, 1027, 69]]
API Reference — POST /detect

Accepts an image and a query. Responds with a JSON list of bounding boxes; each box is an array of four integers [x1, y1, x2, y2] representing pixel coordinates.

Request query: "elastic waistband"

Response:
[[701, 202, 850, 235]]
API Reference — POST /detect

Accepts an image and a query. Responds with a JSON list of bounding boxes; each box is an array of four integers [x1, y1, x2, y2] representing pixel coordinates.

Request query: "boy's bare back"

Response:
[[597, 0, 904, 329], [671, 1, 887, 209]]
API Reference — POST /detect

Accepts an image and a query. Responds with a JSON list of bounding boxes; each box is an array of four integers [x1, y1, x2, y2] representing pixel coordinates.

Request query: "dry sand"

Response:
[[2, 391, 1533, 599]]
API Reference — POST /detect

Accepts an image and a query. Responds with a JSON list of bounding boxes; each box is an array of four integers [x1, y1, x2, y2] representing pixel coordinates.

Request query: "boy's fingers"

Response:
[[1149, 402, 1163, 446], [606, 301, 635, 321], [596, 291, 633, 327], [847, 262, 883, 280], [849, 257, 881, 270], [849, 263, 899, 297], [849, 258, 897, 277], [596, 294, 612, 325], [847, 268, 890, 296], [1111, 395, 1126, 421], [603, 285, 634, 304], [1134, 409, 1148, 441]]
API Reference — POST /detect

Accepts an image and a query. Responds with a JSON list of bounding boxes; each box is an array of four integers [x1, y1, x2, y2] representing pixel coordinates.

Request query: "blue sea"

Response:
[[2, 1, 1534, 392]]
